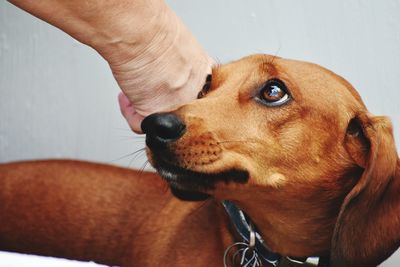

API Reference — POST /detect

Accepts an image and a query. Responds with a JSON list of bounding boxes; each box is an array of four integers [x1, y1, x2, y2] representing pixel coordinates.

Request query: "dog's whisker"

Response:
[[112, 128, 145, 137], [111, 148, 146, 162], [212, 55, 222, 65], [270, 45, 282, 65], [116, 135, 144, 139], [139, 160, 150, 173], [115, 137, 146, 143], [128, 150, 147, 169], [118, 136, 145, 141], [136, 160, 153, 179], [112, 128, 144, 136]]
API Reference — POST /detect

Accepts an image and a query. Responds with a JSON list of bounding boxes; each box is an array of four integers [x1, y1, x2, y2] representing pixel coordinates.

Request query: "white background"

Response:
[[0, 0, 399, 266]]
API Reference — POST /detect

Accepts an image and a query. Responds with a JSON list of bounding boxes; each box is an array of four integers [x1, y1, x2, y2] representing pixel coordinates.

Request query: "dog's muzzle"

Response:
[[141, 112, 249, 201]]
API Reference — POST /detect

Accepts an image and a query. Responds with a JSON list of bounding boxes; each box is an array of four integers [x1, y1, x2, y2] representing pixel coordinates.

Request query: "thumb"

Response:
[[118, 92, 145, 134]]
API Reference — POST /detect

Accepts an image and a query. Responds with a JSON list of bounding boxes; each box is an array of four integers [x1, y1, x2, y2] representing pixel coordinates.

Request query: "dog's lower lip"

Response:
[[158, 167, 180, 183], [158, 168, 202, 191], [155, 163, 213, 201], [153, 158, 249, 192], [155, 162, 213, 191]]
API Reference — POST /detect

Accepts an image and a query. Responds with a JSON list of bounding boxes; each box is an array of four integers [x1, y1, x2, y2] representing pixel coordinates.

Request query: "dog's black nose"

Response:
[[141, 112, 186, 149]]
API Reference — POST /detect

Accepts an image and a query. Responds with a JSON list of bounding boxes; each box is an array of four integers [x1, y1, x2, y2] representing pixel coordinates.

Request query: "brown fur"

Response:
[[0, 54, 399, 266]]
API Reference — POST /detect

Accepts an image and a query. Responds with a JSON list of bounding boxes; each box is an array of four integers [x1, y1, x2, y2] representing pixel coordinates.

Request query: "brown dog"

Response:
[[0, 54, 399, 267]]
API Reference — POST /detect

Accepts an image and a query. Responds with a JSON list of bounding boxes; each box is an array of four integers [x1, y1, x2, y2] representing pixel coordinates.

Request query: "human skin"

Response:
[[8, 0, 213, 132]]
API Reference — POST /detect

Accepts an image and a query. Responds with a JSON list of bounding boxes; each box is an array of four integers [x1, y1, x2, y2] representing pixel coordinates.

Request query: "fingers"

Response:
[[118, 92, 144, 134]]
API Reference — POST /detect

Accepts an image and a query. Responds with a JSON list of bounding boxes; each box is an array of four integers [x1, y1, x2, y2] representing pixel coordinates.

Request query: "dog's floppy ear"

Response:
[[331, 113, 400, 267]]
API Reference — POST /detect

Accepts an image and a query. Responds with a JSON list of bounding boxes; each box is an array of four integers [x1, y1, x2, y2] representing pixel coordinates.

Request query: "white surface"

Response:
[[0, 252, 106, 267], [0, 0, 399, 266]]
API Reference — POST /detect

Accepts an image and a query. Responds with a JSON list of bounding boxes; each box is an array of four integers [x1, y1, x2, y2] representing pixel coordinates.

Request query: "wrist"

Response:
[[92, 0, 173, 65], [107, 6, 213, 116]]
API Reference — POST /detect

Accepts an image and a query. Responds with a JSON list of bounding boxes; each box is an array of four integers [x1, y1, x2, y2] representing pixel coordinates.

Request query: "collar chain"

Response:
[[222, 200, 330, 267]]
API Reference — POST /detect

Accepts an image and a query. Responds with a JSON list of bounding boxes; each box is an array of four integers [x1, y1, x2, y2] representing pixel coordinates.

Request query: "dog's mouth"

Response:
[[153, 158, 249, 201]]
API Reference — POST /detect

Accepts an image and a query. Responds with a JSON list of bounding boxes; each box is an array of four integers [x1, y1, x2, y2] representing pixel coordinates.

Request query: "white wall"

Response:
[[0, 0, 399, 266]]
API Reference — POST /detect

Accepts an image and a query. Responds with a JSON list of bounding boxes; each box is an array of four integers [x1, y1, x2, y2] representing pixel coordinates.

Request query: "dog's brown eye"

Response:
[[197, 74, 212, 99], [259, 79, 291, 107]]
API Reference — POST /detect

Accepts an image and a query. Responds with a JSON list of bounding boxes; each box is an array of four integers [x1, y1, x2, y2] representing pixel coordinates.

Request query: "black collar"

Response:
[[222, 200, 330, 267]]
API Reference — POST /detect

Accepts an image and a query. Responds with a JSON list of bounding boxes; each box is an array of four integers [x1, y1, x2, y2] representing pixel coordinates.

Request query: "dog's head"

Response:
[[142, 54, 399, 267]]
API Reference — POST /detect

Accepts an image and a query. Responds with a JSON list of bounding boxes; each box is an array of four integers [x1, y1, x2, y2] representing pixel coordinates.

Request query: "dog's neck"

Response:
[[216, 185, 346, 259], [222, 200, 333, 266], [245, 203, 334, 257], [214, 167, 362, 261]]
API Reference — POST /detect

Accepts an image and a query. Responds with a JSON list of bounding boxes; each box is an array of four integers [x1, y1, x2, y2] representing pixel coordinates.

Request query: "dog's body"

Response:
[[0, 55, 399, 267], [0, 160, 231, 266]]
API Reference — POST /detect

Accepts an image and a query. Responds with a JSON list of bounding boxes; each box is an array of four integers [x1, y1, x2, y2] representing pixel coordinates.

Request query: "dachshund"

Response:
[[0, 54, 399, 267]]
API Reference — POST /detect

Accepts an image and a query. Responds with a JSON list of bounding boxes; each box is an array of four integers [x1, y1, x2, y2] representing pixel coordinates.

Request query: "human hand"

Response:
[[107, 5, 213, 133], [118, 92, 145, 133], [8, 0, 213, 133]]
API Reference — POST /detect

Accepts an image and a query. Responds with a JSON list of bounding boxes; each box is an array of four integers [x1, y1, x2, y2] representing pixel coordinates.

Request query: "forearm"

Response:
[[9, 0, 213, 126], [8, 0, 168, 61]]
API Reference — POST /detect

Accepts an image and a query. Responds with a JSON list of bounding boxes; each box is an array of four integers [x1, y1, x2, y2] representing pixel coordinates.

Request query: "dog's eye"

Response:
[[197, 74, 212, 99], [259, 79, 291, 106]]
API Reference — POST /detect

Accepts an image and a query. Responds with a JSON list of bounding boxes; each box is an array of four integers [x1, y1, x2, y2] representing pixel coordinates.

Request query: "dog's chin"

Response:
[[169, 186, 210, 201], [153, 159, 249, 202]]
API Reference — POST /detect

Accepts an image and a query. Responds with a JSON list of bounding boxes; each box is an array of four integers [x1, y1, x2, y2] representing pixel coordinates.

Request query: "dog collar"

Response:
[[221, 200, 330, 267]]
